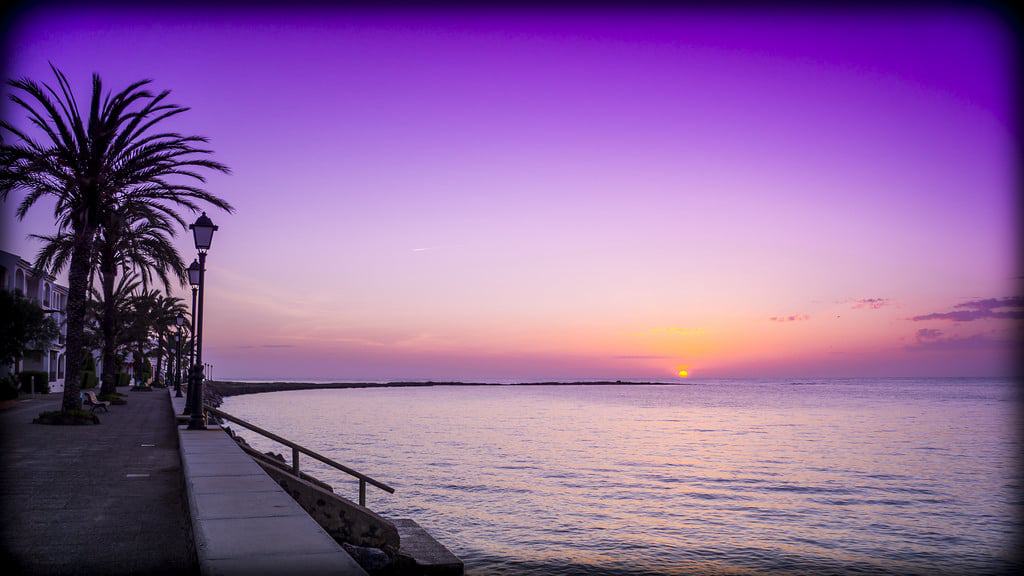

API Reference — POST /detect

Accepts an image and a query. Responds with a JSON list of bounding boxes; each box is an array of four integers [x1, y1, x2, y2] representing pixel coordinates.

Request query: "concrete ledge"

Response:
[[172, 391, 367, 576], [394, 518, 464, 575], [204, 551, 361, 576]]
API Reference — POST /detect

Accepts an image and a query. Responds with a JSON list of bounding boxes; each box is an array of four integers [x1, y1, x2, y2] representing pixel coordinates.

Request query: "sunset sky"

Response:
[[1, 5, 1019, 380]]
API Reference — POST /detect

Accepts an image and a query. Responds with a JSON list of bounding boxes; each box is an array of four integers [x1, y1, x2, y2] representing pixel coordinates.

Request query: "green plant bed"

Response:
[[33, 409, 100, 425], [97, 393, 127, 405]]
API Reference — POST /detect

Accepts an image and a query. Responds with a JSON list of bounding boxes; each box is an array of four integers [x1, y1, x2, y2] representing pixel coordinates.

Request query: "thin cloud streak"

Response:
[[238, 344, 297, 349], [911, 296, 1023, 321], [905, 329, 1018, 352], [770, 314, 810, 323], [851, 298, 891, 309]]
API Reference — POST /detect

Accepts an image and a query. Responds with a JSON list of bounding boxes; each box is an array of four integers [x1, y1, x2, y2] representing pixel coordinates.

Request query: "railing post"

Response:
[[292, 447, 299, 474], [359, 479, 366, 507]]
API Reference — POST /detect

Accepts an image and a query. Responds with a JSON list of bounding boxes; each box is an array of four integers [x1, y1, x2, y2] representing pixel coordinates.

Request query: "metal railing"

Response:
[[203, 405, 395, 506]]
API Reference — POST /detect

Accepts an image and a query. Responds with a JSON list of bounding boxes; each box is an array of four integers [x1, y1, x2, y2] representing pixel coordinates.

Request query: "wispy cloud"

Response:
[[911, 296, 1023, 322], [769, 314, 809, 322], [851, 298, 891, 309], [613, 354, 672, 360], [906, 328, 1018, 352], [412, 244, 460, 253], [239, 344, 297, 349]]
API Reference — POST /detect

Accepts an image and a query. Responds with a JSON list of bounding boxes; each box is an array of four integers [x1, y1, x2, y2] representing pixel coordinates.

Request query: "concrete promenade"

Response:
[[0, 388, 197, 575], [171, 392, 367, 576]]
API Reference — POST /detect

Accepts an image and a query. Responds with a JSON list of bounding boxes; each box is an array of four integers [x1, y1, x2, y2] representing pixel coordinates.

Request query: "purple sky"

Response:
[[2, 5, 1018, 380]]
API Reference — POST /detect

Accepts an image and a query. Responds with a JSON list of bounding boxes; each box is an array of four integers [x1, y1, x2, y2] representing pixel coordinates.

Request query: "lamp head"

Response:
[[187, 259, 201, 286], [189, 212, 219, 252]]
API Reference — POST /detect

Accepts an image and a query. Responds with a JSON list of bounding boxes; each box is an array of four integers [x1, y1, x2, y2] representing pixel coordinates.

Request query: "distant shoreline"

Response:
[[217, 380, 682, 387], [201, 377, 1010, 408], [204, 380, 686, 405]]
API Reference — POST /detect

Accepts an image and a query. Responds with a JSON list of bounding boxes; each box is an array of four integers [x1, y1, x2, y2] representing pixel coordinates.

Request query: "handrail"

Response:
[[204, 404, 395, 506]]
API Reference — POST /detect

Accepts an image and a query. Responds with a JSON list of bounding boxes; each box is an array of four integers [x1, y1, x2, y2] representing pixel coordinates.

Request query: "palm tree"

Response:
[[149, 292, 187, 388], [87, 273, 141, 385], [34, 199, 189, 396], [122, 288, 184, 388], [0, 66, 230, 413]]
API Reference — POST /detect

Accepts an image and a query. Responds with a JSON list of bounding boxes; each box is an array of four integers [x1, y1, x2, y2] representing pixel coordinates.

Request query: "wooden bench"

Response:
[[82, 391, 110, 412]]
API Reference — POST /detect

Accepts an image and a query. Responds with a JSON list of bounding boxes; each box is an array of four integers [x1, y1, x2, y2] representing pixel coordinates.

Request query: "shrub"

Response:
[[80, 354, 98, 389], [18, 370, 49, 394], [81, 370, 98, 389], [0, 375, 19, 401], [117, 372, 130, 388], [33, 409, 99, 425], [136, 356, 153, 385]]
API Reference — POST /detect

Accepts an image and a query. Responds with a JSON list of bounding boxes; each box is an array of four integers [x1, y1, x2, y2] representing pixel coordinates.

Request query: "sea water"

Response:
[[222, 378, 1020, 575]]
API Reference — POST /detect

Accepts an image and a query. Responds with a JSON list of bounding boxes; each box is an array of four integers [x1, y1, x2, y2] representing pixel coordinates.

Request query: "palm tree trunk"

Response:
[[99, 246, 118, 396], [61, 225, 95, 413], [135, 343, 145, 385], [154, 331, 164, 387]]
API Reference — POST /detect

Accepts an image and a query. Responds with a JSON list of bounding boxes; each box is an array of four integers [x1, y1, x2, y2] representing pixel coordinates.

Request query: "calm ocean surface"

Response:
[[222, 378, 1021, 575]]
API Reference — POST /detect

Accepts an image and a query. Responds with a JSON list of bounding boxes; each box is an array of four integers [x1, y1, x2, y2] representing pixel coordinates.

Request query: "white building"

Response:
[[0, 250, 68, 390]]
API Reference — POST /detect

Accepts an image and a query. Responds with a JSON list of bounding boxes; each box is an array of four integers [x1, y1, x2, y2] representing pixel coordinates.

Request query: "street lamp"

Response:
[[187, 212, 218, 430], [172, 332, 181, 397], [174, 313, 185, 397], [182, 259, 201, 415], [187, 259, 201, 287]]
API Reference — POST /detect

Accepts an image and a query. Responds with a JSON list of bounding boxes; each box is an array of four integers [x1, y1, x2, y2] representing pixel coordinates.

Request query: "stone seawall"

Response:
[[203, 381, 438, 408], [204, 379, 668, 408]]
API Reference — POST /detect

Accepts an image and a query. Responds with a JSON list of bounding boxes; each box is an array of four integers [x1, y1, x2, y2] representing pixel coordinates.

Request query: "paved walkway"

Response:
[[0, 388, 197, 575], [171, 393, 367, 575]]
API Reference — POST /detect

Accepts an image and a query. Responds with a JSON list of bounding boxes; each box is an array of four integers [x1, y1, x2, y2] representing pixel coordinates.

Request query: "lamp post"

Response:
[[174, 313, 185, 397], [172, 332, 180, 396], [182, 259, 201, 415], [187, 212, 218, 430]]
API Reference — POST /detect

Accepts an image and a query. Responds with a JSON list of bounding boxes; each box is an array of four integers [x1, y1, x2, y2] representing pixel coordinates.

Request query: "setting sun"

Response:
[[678, 369, 689, 378]]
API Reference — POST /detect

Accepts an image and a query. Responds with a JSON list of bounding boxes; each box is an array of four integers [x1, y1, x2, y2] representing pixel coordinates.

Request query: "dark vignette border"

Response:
[[0, 1, 1020, 574]]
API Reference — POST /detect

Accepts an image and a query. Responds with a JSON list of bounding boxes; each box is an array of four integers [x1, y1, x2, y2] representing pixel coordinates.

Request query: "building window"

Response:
[[15, 269, 25, 295], [44, 283, 51, 307], [58, 354, 65, 379]]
